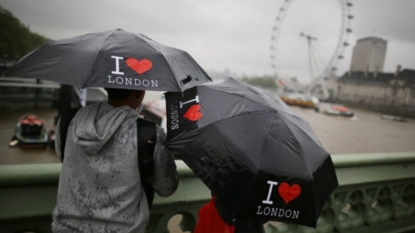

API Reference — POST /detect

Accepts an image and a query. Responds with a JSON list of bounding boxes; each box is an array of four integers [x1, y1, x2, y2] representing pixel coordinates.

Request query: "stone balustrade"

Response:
[[1, 152, 415, 233]]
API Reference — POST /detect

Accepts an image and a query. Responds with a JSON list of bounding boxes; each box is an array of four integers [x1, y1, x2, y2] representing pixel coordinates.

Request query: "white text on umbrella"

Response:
[[262, 180, 279, 204], [111, 56, 124, 75]]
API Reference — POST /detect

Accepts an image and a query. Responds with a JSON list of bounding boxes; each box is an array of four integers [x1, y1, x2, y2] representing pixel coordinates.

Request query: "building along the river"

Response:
[[335, 65, 415, 116]]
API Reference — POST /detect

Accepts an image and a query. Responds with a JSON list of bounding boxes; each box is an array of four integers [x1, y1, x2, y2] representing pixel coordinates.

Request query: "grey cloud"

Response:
[[1, 0, 414, 81]]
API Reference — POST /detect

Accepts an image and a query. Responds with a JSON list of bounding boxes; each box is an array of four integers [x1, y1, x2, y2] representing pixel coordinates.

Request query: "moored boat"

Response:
[[280, 93, 318, 109], [381, 115, 407, 122], [315, 103, 354, 117], [10, 114, 49, 148]]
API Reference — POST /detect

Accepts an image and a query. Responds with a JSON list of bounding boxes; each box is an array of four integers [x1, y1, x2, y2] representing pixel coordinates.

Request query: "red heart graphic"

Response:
[[278, 182, 301, 204], [184, 104, 202, 121], [126, 58, 152, 75]]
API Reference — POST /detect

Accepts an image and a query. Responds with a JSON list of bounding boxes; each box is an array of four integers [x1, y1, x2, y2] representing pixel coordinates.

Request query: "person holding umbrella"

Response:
[[51, 88, 179, 232], [165, 77, 338, 229], [4, 28, 214, 232]]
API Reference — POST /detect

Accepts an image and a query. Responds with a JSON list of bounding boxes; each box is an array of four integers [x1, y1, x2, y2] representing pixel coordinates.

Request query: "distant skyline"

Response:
[[1, 0, 415, 83]]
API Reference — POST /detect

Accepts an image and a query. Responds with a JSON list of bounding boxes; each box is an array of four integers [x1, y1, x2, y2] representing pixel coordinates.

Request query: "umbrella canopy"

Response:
[[164, 77, 338, 228], [5, 29, 212, 92]]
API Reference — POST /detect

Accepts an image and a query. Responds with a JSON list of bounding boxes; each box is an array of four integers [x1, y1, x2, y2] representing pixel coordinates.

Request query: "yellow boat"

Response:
[[280, 94, 317, 108]]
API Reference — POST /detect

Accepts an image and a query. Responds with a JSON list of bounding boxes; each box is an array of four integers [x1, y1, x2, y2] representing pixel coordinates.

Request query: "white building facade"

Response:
[[350, 37, 387, 73], [336, 68, 415, 115]]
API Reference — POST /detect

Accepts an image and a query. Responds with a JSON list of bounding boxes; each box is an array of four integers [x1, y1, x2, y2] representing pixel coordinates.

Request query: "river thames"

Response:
[[1, 96, 415, 165]]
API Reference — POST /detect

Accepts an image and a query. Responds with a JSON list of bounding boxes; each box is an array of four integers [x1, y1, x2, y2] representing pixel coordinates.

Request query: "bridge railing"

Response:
[[1, 152, 415, 233]]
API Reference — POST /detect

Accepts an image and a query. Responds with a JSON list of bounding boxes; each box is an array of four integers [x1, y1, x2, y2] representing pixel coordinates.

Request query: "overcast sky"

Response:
[[1, 0, 415, 83]]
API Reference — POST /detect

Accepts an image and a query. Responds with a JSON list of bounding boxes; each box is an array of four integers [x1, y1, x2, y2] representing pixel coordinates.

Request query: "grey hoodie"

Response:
[[52, 102, 178, 233]]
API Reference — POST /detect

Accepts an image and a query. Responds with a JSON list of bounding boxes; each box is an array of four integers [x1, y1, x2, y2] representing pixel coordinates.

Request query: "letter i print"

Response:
[[180, 96, 199, 108], [263, 181, 279, 205]]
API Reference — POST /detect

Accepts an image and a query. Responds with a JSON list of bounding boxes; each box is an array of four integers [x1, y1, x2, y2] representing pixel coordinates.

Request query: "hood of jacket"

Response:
[[71, 102, 138, 155]]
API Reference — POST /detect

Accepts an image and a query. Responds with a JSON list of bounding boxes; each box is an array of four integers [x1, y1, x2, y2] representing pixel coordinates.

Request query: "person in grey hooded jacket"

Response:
[[52, 88, 179, 233]]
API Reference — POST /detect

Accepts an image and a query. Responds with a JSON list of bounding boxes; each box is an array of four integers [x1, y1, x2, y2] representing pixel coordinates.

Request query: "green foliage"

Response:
[[242, 76, 278, 89], [0, 6, 50, 61]]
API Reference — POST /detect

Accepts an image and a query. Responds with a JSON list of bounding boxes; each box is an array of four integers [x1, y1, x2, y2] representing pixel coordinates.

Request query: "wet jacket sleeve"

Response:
[[151, 126, 179, 197]]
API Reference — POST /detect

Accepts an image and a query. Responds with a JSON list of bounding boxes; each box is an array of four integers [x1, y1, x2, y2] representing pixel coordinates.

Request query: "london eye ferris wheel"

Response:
[[270, 0, 353, 97]]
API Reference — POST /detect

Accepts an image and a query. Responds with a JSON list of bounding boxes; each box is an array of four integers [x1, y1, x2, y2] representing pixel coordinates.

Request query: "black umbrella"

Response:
[[164, 77, 338, 228], [5, 29, 212, 92]]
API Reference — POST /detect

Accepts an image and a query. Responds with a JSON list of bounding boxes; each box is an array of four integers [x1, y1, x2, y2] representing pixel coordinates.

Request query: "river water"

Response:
[[1, 95, 415, 165]]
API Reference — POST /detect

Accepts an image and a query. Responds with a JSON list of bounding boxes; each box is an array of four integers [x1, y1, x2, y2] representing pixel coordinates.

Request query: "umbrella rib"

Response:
[[172, 109, 275, 142], [265, 113, 313, 177], [279, 111, 324, 148], [204, 86, 291, 113], [260, 111, 275, 171], [133, 34, 181, 91], [278, 112, 328, 176], [82, 31, 116, 88], [41, 53, 64, 83], [18, 43, 65, 82]]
